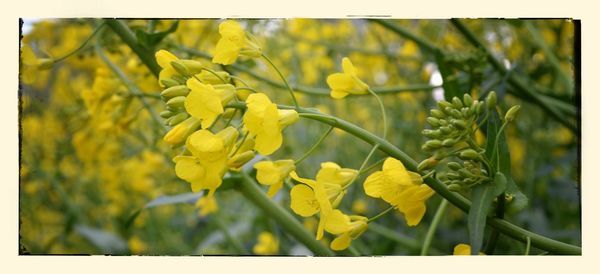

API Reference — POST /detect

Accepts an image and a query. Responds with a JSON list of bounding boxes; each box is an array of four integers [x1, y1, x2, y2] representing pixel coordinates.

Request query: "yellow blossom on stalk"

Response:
[[243, 93, 299, 155], [196, 196, 218, 216], [326, 57, 369, 99], [253, 232, 279, 255], [173, 127, 238, 194], [363, 157, 435, 226], [185, 78, 236, 128], [254, 159, 296, 197], [453, 244, 485, 255], [290, 162, 358, 239], [212, 20, 261, 65]]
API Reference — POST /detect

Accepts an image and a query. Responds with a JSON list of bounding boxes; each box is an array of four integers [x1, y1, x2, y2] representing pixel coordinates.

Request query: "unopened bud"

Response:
[[166, 96, 186, 109], [459, 149, 480, 160], [463, 93, 473, 106], [438, 100, 453, 110], [504, 105, 521, 122], [447, 162, 462, 171], [439, 126, 453, 134], [476, 101, 484, 114], [451, 119, 467, 130], [160, 110, 175, 118], [422, 129, 441, 139], [448, 184, 462, 191], [486, 91, 497, 110], [161, 85, 191, 99], [426, 117, 440, 127], [442, 138, 458, 147], [171, 60, 190, 76], [430, 109, 446, 119], [168, 112, 189, 126], [424, 140, 443, 150], [161, 79, 180, 88], [452, 97, 463, 108], [418, 158, 438, 171]]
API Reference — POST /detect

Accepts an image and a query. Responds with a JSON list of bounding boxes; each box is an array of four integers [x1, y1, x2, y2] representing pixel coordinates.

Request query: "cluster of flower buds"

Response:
[[418, 92, 495, 191]]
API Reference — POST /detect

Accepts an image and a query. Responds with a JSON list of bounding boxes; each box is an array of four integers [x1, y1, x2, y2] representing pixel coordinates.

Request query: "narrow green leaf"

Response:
[[75, 224, 127, 254], [468, 182, 496, 255]]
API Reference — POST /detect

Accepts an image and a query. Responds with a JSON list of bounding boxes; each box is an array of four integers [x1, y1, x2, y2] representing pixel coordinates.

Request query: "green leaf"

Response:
[[468, 181, 497, 255], [135, 21, 179, 49], [144, 191, 202, 208], [484, 109, 527, 210]]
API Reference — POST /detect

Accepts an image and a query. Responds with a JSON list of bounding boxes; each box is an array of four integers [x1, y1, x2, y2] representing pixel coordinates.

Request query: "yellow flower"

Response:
[[290, 162, 358, 239], [242, 93, 299, 155], [128, 236, 147, 254], [196, 196, 218, 216], [254, 159, 296, 197], [328, 212, 368, 251], [155, 49, 203, 87], [326, 57, 369, 99], [163, 117, 202, 145], [212, 20, 261, 65], [185, 78, 236, 128], [253, 232, 279, 255], [363, 157, 434, 226], [173, 127, 238, 193], [453, 243, 485, 255]]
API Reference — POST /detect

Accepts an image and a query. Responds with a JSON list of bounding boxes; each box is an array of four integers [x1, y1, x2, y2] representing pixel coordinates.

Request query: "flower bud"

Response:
[[278, 109, 300, 128], [197, 70, 231, 85], [439, 126, 453, 134], [161, 79, 180, 88], [452, 97, 463, 108], [504, 105, 521, 122], [459, 149, 480, 160], [442, 138, 458, 147], [422, 140, 443, 151], [476, 101, 484, 115], [448, 184, 462, 191], [438, 100, 453, 110], [160, 110, 175, 118], [486, 91, 497, 110], [447, 162, 462, 171], [430, 109, 446, 119], [417, 157, 438, 171], [168, 112, 189, 126], [166, 96, 186, 109], [451, 119, 467, 130], [426, 117, 440, 127], [227, 150, 256, 169], [161, 85, 191, 99], [463, 93, 473, 106], [171, 60, 190, 76], [163, 117, 202, 145], [421, 129, 441, 139]]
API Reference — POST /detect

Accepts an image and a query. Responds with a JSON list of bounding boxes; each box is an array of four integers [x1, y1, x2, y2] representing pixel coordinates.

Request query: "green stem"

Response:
[[261, 53, 300, 109], [224, 101, 581, 255], [367, 87, 388, 139], [236, 172, 335, 256], [53, 22, 106, 63], [420, 199, 448, 255], [359, 158, 386, 175], [294, 126, 334, 165], [367, 206, 395, 223], [344, 144, 379, 190], [525, 236, 531, 255]]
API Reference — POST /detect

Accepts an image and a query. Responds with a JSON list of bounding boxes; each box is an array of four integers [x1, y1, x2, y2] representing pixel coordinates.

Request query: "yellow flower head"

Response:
[[363, 157, 434, 226], [185, 78, 236, 128], [212, 20, 261, 65], [173, 127, 238, 193], [253, 232, 279, 255], [326, 57, 369, 99], [242, 93, 299, 155], [289, 162, 358, 239], [254, 159, 296, 198], [196, 196, 218, 216], [453, 243, 485, 255]]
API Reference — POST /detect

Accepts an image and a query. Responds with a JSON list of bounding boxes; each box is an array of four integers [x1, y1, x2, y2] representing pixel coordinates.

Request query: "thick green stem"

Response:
[[421, 199, 448, 255], [237, 172, 335, 256]]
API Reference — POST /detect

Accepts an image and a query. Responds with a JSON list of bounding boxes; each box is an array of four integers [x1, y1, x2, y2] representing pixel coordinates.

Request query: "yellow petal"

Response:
[[330, 89, 349, 99], [383, 157, 413, 185], [330, 233, 352, 251], [316, 162, 357, 186], [254, 161, 280, 185], [184, 81, 224, 128], [326, 73, 354, 92], [266, 181, 284, 198], [212, 38, 241, 65], [174, 156, 204, 183], [341, 57, 357, 76], [290, 184, 319, 217], [219, 20, 245, 42], [186, 130, 225, 160], [324, 209, 352, 234], [363, 171, 387, 198], [155, 49, 178, 69]]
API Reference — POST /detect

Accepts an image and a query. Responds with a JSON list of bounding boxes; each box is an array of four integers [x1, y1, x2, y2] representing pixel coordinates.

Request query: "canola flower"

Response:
[[212, 20, 262, 65], [184, 78, 236, 128], [364, 157, 435, 226], [453, 243, 485, 255], [243, 93, 299, 155], [253, 232, 279, 255], [326, 57, 369, 99], [289, 162, 358, 240], [254, 159, 296, 197]]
